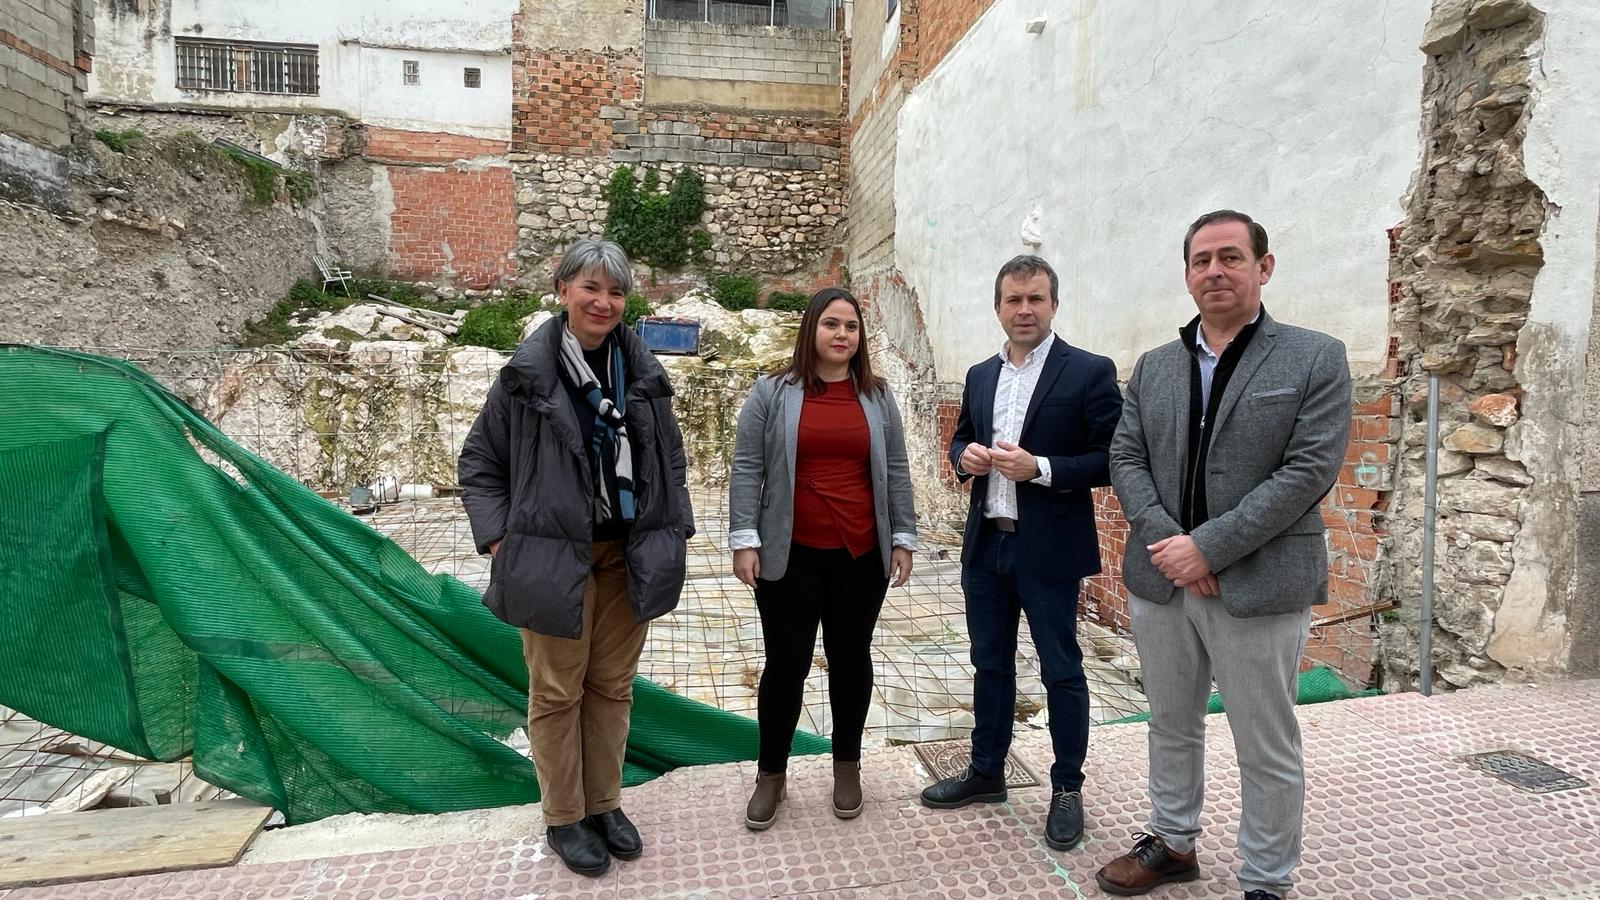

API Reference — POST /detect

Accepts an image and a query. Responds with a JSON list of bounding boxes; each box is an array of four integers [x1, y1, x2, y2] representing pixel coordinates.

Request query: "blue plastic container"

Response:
[[636, 317, 702, 355]]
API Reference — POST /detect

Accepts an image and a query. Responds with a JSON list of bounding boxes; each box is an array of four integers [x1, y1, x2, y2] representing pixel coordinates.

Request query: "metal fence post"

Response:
[[1420, 374, 1439, 697]]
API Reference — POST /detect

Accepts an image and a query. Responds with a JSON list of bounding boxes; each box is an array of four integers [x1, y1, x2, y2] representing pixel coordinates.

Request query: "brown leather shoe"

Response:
[[832, 760, 863, 819], [1094, 832, 1200, 896], [744, 771, 786, 831]]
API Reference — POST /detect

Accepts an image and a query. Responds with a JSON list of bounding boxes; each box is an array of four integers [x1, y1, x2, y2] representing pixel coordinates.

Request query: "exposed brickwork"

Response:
[[364, 127, 509, 166], [0, 28, 81, 78], [512, 44, 642, 155], [916, 0, 999, 80], [388, 166, 518, 288]]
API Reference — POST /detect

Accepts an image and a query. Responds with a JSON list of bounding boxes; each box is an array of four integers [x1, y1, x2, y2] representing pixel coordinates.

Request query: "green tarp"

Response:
[[0, 345, 826, 824]]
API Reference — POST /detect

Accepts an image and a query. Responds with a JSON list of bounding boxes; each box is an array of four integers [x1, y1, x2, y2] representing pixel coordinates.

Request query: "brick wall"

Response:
[[364, 127, 510, 166], [645, 21, 841, 86], [916, 0, 998, 80], [513, 44, 643, 156], [1, 0, 93, 151], [388, 166, 518, 288]]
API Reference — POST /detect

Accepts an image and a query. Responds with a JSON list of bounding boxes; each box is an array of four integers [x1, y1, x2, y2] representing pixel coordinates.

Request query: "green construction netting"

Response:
[[1101, 665, 1378, 726], [0, 345, 827, 824]]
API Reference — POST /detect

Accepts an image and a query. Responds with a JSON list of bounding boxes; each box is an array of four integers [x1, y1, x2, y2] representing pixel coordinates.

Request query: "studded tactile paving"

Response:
[[7, 683, 1599, 899]]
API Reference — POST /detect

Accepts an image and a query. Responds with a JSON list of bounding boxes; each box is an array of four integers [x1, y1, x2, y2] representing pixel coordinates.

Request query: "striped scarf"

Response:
[[558, 325, 635, 524]]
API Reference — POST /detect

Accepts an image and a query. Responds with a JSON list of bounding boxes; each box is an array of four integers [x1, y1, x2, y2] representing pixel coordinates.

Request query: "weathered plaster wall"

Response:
[[89, 0, 515, 138], [892, 0, 1428, 379], [1504, 0, 1600, 675]]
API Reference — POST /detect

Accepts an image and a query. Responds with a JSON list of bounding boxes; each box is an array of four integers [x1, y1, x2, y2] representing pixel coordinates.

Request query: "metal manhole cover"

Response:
[[913, 740, 1040, 789], [1465, 751, 1590, 794]]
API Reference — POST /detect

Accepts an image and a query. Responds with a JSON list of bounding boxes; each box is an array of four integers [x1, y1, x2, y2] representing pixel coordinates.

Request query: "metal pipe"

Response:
[[770, 0, 776, 26], [1420, 374, 1439, 697]]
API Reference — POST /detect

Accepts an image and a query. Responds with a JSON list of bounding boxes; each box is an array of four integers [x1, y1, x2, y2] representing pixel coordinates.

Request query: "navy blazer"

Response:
[[948, 336, 1123, 584]]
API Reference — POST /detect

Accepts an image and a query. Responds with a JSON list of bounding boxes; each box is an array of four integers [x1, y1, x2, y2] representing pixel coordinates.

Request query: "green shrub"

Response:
[[709, 273, 760, 311], [93, 129, 143, 154], [603, 165, 707, 270], [623, 293, 651, 326], [456, 295, 547, 352], [766, 291, 811, 312], [215, 144, 317, 206]]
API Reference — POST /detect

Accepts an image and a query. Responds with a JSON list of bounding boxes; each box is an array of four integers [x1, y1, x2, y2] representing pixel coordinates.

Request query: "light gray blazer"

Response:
[[729, 373, 918, 581], [1109, 309, 1352, 617]]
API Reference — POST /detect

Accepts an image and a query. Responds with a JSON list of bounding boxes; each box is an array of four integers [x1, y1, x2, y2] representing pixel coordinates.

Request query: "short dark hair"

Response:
[[1183, 210, 1269, 263], [993, 255, 1059, 309]]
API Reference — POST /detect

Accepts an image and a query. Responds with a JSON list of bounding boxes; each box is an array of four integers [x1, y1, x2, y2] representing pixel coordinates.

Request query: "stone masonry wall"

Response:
[[512, 7, 847, 281], [1381, 0, 1554, 689]]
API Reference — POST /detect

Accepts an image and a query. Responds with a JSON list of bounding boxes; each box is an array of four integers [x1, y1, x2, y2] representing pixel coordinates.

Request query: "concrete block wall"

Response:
[[644, 21, 840, 86], [1, 0, 93, 151]]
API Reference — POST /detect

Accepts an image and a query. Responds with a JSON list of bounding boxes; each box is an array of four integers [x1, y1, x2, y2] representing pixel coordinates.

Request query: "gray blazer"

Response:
[[1109, 309, 1352, 617], [729, 373, 918, 581]]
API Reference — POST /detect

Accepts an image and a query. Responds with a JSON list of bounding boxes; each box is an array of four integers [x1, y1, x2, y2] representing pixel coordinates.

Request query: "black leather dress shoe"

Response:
[[546, 822, 610, 877], [1045, 788, 1084, 850], [584, 808, 643, 860], [920, 766, 1007, 809]]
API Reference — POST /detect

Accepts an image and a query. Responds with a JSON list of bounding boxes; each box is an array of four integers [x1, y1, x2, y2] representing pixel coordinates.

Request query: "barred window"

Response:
[[174, 37, 319, 96], [403, 60, 420, 86], [463, 67, 481, 89]]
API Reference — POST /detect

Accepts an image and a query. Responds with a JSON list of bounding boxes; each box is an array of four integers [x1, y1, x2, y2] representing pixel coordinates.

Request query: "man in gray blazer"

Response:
[[1095, 211, 1351, 900]]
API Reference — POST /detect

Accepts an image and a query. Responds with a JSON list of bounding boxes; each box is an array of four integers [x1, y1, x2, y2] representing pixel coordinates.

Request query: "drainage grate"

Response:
[[1465, 751, 1590, 794], [912, 740, 1040, 789]]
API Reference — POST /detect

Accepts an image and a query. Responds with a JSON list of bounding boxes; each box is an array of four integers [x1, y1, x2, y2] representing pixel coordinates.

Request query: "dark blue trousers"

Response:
[[962, 521, 1090, 791]]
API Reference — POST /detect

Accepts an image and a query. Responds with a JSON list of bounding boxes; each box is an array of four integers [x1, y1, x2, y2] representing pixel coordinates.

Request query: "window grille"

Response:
[[174, 37, 319, 96], [403, 60, 419, 86]]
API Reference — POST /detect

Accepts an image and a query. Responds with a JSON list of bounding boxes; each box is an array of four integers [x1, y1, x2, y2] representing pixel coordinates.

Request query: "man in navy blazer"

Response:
[[920, 254, 1123, 853]]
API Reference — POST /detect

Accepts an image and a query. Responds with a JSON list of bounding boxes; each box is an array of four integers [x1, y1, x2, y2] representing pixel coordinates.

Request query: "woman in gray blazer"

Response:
[[729, 287, 917, 830]]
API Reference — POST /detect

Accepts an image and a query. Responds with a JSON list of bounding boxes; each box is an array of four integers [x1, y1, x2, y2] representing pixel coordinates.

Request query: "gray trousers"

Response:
[[1129, 591, 1311, 898]]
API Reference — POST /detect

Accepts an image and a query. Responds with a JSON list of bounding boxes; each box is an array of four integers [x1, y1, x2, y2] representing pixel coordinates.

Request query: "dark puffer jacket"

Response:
[[458, 316, 694, 638]]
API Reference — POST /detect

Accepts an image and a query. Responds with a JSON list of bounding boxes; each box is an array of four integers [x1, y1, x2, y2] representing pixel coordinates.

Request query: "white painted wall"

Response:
[[1491, 0, 1600, 669], [90, 0, 515, 139], [892, 0, 1429, 379]]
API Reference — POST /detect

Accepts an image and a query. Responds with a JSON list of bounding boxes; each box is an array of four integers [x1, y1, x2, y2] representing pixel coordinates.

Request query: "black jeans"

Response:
[[754, 542, 889, 772]]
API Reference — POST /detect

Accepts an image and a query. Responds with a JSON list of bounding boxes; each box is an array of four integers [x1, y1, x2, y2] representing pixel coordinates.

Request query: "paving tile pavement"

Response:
[[5, 682, 1597, 899]]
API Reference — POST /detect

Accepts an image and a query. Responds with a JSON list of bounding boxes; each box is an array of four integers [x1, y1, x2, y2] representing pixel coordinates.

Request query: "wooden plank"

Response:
[[0, 799, 272, 888]]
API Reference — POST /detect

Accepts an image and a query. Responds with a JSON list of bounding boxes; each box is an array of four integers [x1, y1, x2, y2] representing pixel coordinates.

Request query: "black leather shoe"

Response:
[[1045, 788, 1084, 851], [584, 808, 643, 860], [1243, 892, 1283, 900], [920, 766, 1007, 809], [546, 822, 610, 877]]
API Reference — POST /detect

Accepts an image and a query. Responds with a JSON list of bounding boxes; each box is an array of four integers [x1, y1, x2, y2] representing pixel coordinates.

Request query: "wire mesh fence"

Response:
[[1, 343, 1384, 813]]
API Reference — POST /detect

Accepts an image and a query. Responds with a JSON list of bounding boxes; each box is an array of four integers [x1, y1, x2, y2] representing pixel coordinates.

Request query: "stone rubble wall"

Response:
[[1382, 0, 1555, 688]]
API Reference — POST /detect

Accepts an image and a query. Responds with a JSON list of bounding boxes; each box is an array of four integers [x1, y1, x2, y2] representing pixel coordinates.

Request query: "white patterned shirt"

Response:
[[981, 333, 1055, 519]]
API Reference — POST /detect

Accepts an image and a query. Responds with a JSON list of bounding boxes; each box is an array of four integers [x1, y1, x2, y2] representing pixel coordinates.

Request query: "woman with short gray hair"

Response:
[[458, 239, 693, 877]]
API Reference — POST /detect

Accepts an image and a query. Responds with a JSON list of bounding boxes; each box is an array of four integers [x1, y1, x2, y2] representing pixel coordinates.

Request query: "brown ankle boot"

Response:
[[833, 760, 863, 819], [744, 771, 786, 831]]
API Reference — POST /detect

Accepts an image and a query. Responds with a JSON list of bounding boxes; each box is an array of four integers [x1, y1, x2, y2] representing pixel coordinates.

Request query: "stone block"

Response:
[[647, 120, 674, 135], [1468, 0, 1532, 29], [796, 156, 823, 171], [667, 148, 695, 163], [625, 133, 651, 149], [609, 149, 643, 164], [1469, 393, 1519, 427], [1420, 0, 1471, 54], [758, 140, 787, 155], [641, 148, 669, 163], [1443, 423, 1504, 455], [772, 156, 802, 171], [598, 105, 625, 120], [734, 140, 763, 154], [717, 152, 744, 166], [690, 150, 724, 166], [744, 154, 776, 168], [704, 138, 732, 152], [611, 120, 640, 135]]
